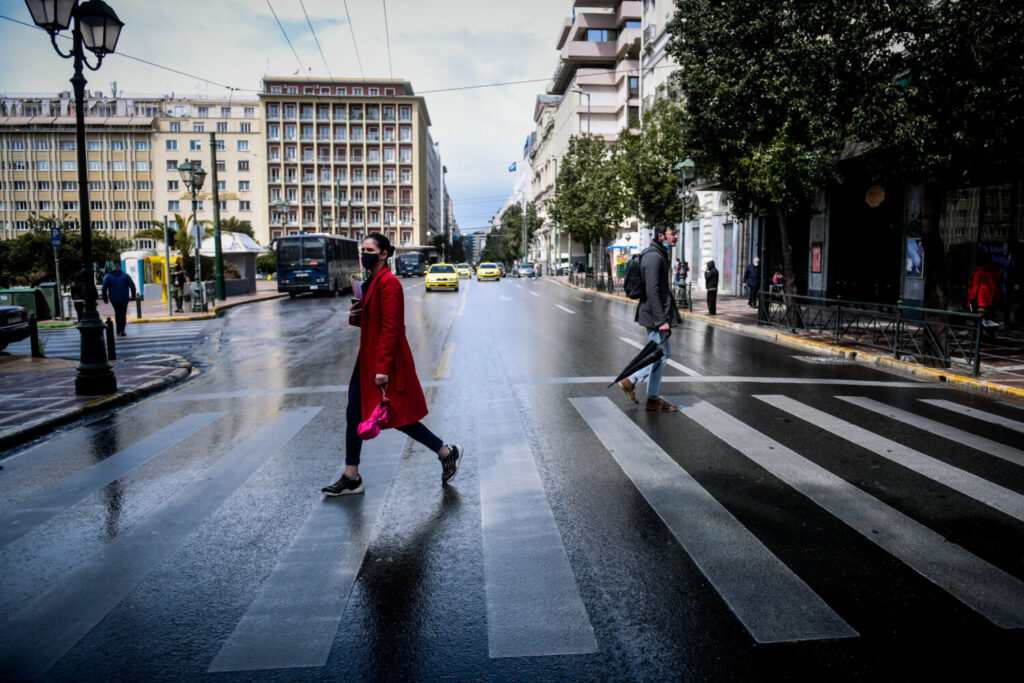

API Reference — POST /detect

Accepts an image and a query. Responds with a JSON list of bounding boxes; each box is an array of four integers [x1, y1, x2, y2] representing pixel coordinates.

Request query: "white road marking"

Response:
[[572, 397, 855, 643], [619, 336, 701, 376], [759, 395, 1024, 523], [838, 396, 1024, 468], [920, 399, 1024, 434], [480, 398, 598, 658], [529, 291, 540, 297], [209, 430, 405, 672], [0, 413, 225, 548], [555, 304, 576, 315], [0, 408, 321, 680], [672, 396, 1024, 629], [432, 342, 454, 379]]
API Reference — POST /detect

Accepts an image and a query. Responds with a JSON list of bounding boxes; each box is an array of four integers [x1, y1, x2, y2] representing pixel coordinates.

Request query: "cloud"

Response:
[[0, 0, 569, 231]]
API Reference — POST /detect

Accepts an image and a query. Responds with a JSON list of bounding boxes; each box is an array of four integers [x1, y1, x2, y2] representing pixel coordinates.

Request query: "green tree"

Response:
[[0, 215, 128, 286], [548, 134, 629, 270], [667, 0, 905, 293], [614, 96, 689, 227], [219, 216, 256, 240], [498, 201, 545, 260]]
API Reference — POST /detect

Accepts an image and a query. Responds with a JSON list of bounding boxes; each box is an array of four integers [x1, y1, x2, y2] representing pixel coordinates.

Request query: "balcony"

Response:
[[617, 27, 640, 59]]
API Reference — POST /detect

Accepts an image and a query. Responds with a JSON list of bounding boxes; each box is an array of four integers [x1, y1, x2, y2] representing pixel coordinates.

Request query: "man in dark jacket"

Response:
[[170, 262, 188, 313], [617, 222, 682, 412], [743, 257, 760, 307], [101, 266, 137, 336], [704, 260, 719, 315]]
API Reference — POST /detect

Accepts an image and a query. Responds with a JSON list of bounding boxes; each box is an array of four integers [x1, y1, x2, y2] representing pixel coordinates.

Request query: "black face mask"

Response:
[[361, 252, 380, 270]]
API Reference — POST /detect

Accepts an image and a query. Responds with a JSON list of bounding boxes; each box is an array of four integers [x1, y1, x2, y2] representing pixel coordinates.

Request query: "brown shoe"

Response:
[[618, 377, 639, 404], [645, 397, 678, 412]]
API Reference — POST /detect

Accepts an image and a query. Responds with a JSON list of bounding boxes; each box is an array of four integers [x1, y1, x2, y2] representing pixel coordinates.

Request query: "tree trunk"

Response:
[[777, 206, 797, 295], [919, 182, 948, 310]]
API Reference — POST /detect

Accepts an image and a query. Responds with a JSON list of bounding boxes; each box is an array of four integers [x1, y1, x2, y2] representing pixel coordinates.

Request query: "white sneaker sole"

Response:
[[442, 446, 464, 485]]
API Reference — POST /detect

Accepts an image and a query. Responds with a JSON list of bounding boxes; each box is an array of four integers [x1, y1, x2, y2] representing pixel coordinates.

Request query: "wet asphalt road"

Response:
[[2, 275, 1023, 681]]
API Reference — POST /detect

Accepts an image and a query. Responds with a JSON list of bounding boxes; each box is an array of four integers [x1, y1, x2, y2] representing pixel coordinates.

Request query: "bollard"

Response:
[[135, 292, 143, 319], [29, 313, 42, 358], [105, 317, 116, 360]]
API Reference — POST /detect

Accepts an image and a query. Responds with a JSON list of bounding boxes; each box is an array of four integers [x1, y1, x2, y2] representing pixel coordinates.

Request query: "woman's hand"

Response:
[[375, 373, 388, 387]]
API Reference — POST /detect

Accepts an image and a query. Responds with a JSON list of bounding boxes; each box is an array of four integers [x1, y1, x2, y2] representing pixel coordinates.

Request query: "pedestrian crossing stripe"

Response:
[[921, 399, 1024, 434]]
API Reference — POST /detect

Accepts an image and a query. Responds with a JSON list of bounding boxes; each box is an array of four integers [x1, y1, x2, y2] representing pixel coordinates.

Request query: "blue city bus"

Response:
[[276, 233, 359, 297], [395, 251, 429, 277]]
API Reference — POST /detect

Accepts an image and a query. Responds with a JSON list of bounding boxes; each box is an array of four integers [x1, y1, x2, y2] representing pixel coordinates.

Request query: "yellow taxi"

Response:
[[455, 263, 472, 278], [425, 263, 460, 291], [476, 262, 501, 281]]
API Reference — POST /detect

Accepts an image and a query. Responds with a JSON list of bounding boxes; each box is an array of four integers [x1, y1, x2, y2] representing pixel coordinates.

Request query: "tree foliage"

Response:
[[548, 134, 629, 253], [480, 201, 544, 263], [0, 217, 129, 287], [614, 97, 689, 226]]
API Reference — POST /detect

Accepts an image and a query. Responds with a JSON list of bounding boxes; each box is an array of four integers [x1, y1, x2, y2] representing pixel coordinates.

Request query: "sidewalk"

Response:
[[555, 276, 1024, 402], [1, 280, 284, 454]]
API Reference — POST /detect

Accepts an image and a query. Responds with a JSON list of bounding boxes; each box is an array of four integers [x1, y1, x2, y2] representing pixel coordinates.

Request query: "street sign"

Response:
[[50, 226, 62, 248]]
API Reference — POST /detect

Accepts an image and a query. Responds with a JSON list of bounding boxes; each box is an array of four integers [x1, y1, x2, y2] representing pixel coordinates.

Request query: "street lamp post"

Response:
[[674, 158, 695, 306], [177, 160, 207, 312], [25, 0, 124, 395]]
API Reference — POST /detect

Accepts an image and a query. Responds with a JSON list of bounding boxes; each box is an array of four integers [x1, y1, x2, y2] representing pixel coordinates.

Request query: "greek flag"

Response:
[[508, 162, 516, 172]]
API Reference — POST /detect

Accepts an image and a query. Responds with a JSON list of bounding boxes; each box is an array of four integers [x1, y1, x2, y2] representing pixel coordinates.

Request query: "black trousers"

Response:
[[111, 301, 129, 334], [747, 285, 759, 306], [345, 362, 443, 466], [707, 289, 718, 315]]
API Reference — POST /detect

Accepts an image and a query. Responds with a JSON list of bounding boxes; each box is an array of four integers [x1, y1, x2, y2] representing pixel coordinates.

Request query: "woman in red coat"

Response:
[[322, 233, 463, 496], [967, 257, 1001, 329]]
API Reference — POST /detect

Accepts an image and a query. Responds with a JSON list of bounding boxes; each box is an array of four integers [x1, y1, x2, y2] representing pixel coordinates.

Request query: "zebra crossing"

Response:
[[5, 321, 209, 360], [1, 390, 1022, 676]]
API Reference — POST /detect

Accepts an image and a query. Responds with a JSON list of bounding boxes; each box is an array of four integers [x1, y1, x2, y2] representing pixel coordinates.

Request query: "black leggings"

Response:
[[346, 363, 443, 466]]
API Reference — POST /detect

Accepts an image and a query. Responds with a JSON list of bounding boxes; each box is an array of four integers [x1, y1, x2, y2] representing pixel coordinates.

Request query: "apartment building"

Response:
[[639, 0, 678, 116], [260, 77, 433, 249], [0, 92, 157, 240], [153, 98, 267, 243]]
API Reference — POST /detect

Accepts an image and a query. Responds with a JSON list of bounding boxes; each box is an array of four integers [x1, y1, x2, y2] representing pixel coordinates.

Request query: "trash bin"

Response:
[[0, 288, 51, 320], [38, 282, 62, 319]]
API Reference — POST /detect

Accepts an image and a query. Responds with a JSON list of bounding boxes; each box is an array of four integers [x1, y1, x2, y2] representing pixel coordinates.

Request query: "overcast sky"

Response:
[[0, 0, 571, 232]]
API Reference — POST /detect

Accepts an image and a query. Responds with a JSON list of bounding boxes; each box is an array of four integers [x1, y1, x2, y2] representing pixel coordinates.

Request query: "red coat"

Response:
[[350, 268, 428, 428], [967, 263, 1000, 308]]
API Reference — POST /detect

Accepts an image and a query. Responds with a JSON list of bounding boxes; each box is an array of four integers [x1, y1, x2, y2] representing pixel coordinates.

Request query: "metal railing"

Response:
[[566, 272, 693, 312], [759, 291, 985, 376]]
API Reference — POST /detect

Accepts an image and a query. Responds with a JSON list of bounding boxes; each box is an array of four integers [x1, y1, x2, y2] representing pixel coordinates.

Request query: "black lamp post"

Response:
[[25, 0, 123, 395], [177, 160, 207, 311]]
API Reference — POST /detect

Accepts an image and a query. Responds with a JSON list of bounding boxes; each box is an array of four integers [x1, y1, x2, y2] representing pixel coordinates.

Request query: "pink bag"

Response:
[[356, 385, 389, 440]]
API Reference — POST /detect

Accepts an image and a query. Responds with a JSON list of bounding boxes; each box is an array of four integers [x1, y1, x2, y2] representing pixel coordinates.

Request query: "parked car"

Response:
[[516, 263, 537, 278], [0, 305, 30, 351], [425, 263, 459, 292]]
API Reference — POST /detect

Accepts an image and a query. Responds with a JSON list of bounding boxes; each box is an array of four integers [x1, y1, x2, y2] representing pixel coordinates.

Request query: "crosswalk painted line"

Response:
[[209, 429, 406, 672], [0, 412, 225, 548], [758, 395, 1024, 523], [0, 407, 321, 680], [480, 398, 598, 658], [837, 396, 1024, 468], [671, 395, 1024, 629], [920, 399, 1024, 435], [572, 396, 856, 643], [620, 336, 701, 376]]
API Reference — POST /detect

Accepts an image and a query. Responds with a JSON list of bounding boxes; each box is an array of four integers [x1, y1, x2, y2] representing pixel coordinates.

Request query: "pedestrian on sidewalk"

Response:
[[616, 222, 682, 412], [70, 269, 89, 321], [100, 265, 136, 336], [968, 256, 1001, 333], [322, 232, 463, 496], [170, 262, 189, 313], [744, 257, 760, 307], [704, 260, 719, 315]]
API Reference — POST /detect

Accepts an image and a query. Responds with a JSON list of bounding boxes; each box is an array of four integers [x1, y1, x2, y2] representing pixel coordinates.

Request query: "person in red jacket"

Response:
[[322, 232, 463, 496], [967, 257, 1001, 329]]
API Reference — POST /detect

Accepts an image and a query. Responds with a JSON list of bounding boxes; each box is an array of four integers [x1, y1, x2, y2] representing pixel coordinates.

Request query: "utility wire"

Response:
[[382, 0, 394, 79], [342, 0, 366, 79], [299, 0, 332, 79], [265, 0, 307, 76]]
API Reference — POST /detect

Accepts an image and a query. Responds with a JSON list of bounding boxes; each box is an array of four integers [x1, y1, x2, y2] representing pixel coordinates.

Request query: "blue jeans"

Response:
[[630, 328, 670, 399]]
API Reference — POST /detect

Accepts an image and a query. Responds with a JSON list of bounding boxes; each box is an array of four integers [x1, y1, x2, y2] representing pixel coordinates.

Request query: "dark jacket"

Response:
[[171, 268, 188, 288], [705, 261, 719, 290], [101, 269, 137, 304], [635, 243, 682, 329], [743, 263, 759, 288]]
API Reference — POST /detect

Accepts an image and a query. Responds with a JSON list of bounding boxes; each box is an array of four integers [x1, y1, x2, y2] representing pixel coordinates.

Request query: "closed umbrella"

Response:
[[609, 331, 671, 387]]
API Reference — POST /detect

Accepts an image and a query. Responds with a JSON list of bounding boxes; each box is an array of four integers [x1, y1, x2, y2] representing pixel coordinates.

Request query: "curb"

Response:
[[0, 355, 193, 454], [557, 279, 1024, 402], [128, 292, 287, 324]]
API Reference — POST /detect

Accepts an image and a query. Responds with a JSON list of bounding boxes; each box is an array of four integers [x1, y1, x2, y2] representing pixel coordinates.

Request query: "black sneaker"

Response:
[[439, 444, 463, 485], [321, 474, 364, 496]]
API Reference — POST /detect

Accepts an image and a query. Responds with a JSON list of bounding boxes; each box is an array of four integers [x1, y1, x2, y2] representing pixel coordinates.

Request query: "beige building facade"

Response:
[[259, 77, 433, 250]]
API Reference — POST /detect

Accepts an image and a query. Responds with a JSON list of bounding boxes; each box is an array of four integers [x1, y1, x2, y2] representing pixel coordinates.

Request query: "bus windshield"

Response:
[[277, 239, 302, 268], [301, 237, 326, 265]]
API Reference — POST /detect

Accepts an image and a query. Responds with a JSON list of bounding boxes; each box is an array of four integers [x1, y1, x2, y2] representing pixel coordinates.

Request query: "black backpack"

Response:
[[623, 247, 655, 299]]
